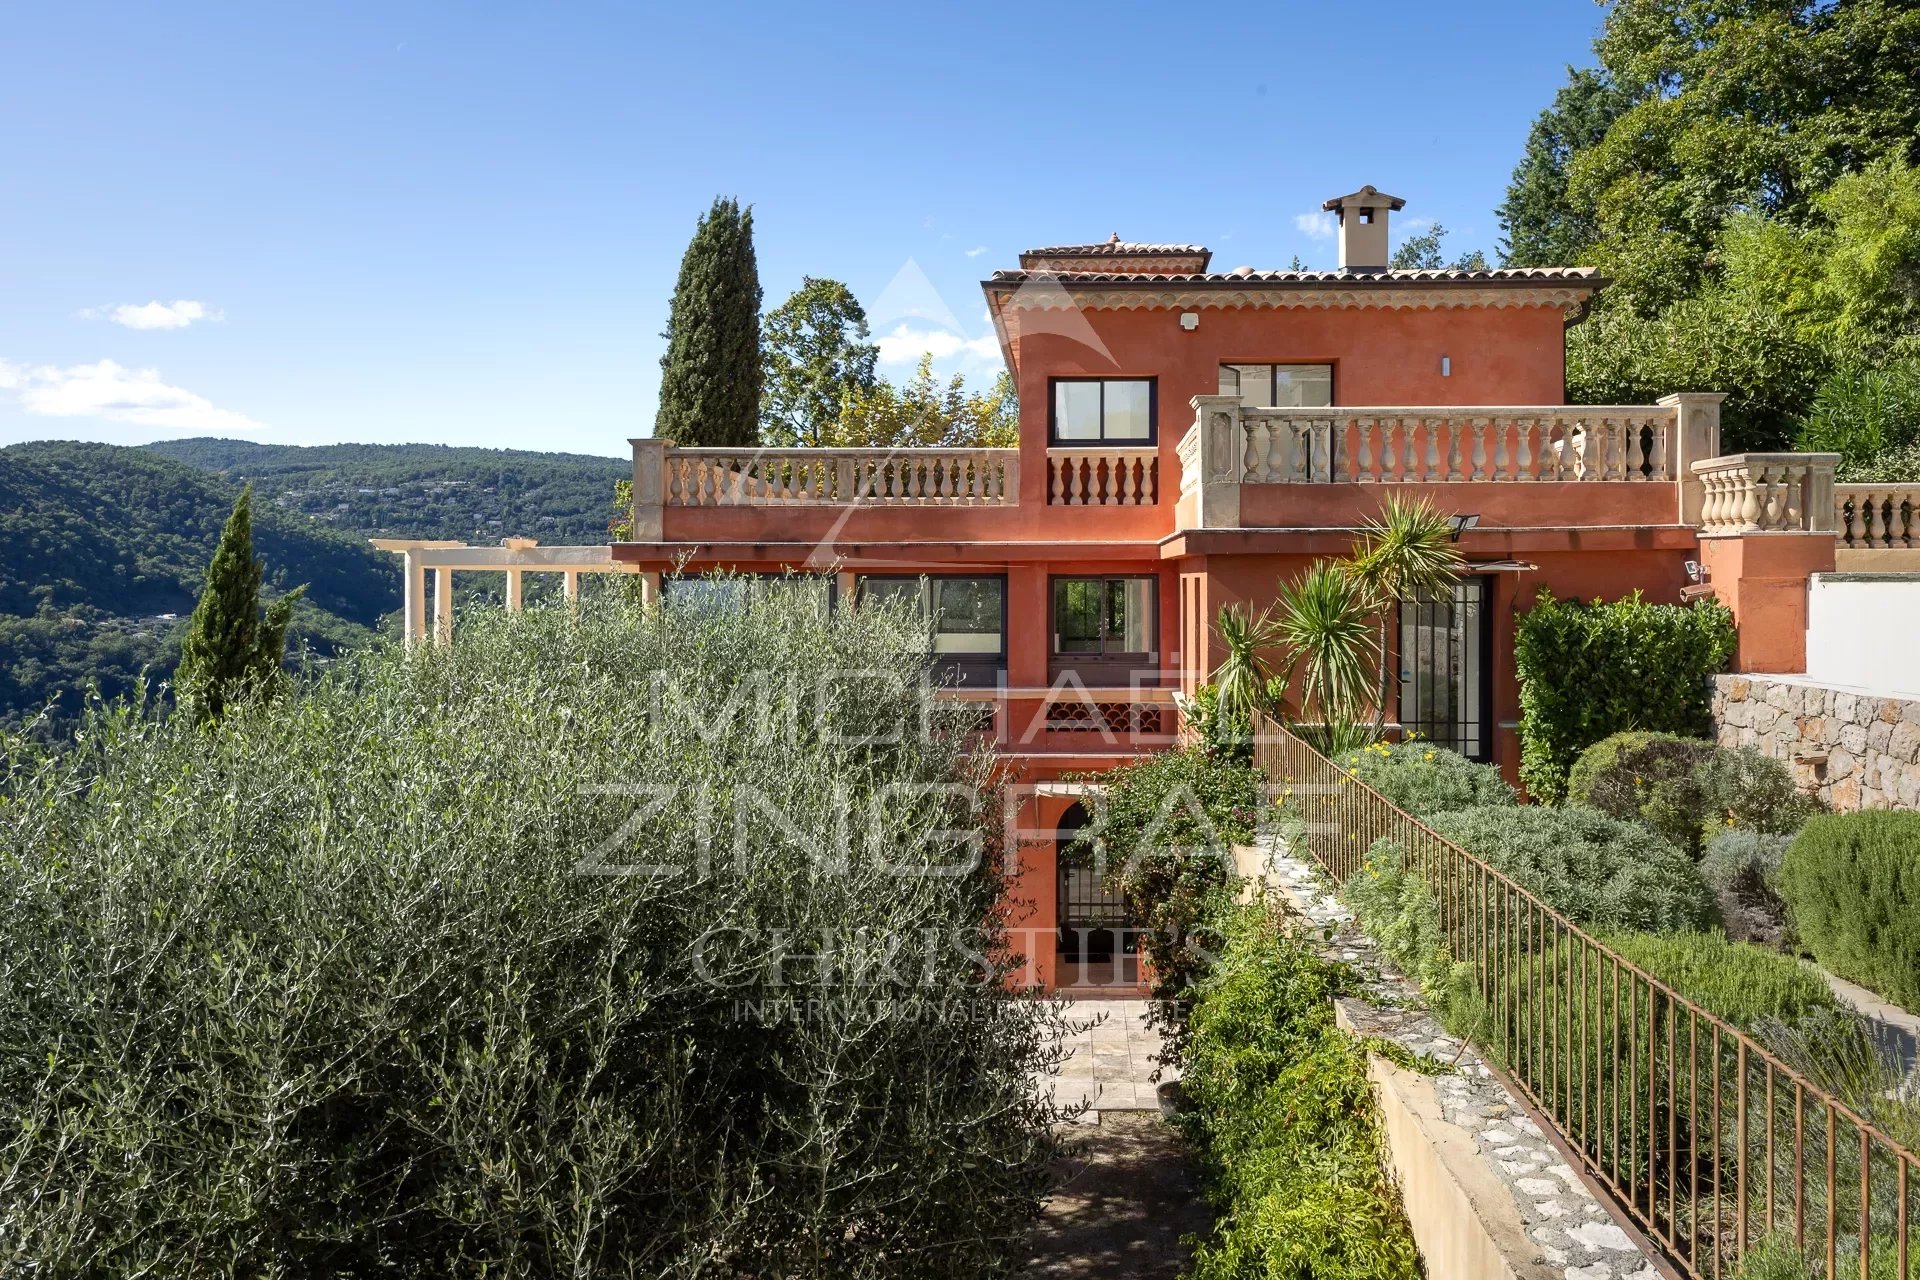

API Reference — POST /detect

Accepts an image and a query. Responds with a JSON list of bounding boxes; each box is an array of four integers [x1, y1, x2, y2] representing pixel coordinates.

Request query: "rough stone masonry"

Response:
[[1712, 673, 1920, 811]]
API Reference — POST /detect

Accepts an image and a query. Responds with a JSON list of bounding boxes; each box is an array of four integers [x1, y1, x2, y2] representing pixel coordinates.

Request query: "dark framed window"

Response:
[[1397, 577, 1493, 762], [1051, 576, 1156, 658], [1049, 378, 1156, 445], [856, 574, 1007, 687], [662, 572, 836, 615], [1049, 575, 1157, 687], [1218, 363, 1333, 409]]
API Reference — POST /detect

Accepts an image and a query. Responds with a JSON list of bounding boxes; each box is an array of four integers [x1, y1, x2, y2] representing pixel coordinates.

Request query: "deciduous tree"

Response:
[[761, 277, 879, 446]]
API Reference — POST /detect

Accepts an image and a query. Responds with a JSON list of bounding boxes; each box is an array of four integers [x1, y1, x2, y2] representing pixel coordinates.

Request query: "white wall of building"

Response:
[[1804, 573, 1920, 699]]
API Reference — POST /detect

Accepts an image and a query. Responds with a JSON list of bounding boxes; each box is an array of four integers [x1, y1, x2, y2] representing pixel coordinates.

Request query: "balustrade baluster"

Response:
[[1865, 492, 1887, 547], [1491, 418, 1510, 479], [1471, 418, 1490, 480], [1356, 417, 1375, 481]]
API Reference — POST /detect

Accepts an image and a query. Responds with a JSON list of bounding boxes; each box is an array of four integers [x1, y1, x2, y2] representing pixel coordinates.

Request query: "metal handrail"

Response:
[[1256, 715, 1916, 1280]]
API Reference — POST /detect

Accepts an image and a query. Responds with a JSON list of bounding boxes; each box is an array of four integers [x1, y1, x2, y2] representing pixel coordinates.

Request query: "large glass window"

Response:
[[1050, 378, 1155, 444], [663, 573, 834, 616], [1218, 363, 1333, 409], [857, 575, 1006, 685], [1051, 577, 1155, 657]]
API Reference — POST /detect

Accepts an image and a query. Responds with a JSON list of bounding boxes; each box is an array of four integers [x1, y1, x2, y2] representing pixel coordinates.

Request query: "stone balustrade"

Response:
[[1693, 452, 1839, 534], [1835, 483, 1920, 549], [1045, 446, 1158, 506], [661, 447, 1017, 507], [1188, 401, 1681, 486]]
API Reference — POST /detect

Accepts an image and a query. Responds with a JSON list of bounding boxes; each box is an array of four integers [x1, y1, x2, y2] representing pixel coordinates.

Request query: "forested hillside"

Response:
[[142, 438, 628, 544], [1, 441, 400, 729]]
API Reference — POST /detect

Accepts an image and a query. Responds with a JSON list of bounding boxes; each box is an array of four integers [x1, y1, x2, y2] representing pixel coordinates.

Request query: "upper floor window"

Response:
[[1050, 378, 1155, 445], [1219, 363, 1333, 409]]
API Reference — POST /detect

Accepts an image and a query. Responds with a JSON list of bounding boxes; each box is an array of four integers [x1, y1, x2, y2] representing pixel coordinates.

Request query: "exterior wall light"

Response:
[[1179, 313, 1199, 331], [1447, 513, 1480, 542], [1440, 355, 1451, 377]]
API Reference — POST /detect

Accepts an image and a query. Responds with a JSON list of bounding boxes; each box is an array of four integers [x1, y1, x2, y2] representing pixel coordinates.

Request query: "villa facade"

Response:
[[387, 186, 1888, 991]]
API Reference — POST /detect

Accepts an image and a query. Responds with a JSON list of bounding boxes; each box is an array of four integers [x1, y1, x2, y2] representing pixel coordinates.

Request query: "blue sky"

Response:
[[0, 2, 1605, 458]]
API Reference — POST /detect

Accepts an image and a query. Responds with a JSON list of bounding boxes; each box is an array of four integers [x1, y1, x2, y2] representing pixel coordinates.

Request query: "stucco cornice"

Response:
[[995, 283, 1596, 317]]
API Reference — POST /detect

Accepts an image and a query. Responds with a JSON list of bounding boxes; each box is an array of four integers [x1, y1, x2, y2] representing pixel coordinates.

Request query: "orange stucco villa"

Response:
[[382, 186, 1866, 992]]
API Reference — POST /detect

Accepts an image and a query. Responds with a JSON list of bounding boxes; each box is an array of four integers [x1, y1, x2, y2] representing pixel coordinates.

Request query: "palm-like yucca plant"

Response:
[[1211, 603, 1282, 729], [1344, 495, 1465, 734], [1272, 561, 1379, 752]]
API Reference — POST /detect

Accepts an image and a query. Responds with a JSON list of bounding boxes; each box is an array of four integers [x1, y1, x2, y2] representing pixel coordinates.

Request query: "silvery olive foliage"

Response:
[[0, 586, 1068, 1278]]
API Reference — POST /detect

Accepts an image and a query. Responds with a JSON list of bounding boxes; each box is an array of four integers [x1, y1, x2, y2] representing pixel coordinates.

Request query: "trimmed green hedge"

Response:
[[1514, 590, 1736, 803], [1606, 932, 1843, 1031], [1341, 740, 1516, 819], [1779, 811, 1920, 1010], [1179, 897, 1419, 1280], [1428, 804, 1718, 933]]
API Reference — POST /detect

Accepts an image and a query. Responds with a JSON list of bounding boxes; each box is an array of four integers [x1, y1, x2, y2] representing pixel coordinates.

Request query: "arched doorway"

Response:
[[1056, 802, 1135, 985]]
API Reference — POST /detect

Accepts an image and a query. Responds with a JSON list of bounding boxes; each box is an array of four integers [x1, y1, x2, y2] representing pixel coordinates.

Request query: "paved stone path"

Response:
[[1259, 840, 1664, 1280], [1034, 998, 1172, 1115], [1020, 1112, 1209, 1279]]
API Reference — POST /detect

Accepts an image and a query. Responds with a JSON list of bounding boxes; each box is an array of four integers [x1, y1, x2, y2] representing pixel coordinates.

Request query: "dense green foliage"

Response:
[[1427, 805, 1718, 933], [1070, 746, 1263, 1049], [1513, 591, 1736, 802], [1, 441, 397, 730], [761, 276, 879, 446], [173, 488, 303, 724], [143, 437, 629, 544], [655, 196, 763, 447], [1568, 730, 1718, 855], [0, 591, 1062, 1277], [1500, 0, 1920, 459], [1178, 898, 1419, 1280], [1344, 839, 1471, 1015], [1780, 811, 1920, 1009], [1341, 740, 1516, 819], [1607, 932, 1843, 1032]]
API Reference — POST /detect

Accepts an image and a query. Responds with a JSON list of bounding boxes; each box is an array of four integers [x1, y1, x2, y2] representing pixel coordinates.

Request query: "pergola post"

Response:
[[434, 568, 453, 647], [403, 550, 428, 647], [505, 569, 524, 612], [563, 570, 580, 604]]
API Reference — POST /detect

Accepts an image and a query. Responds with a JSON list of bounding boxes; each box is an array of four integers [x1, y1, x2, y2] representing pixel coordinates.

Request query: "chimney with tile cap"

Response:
[[1321, 185, 1407, 272]]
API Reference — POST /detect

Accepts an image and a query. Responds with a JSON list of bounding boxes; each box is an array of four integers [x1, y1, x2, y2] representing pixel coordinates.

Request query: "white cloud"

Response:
[[873, 325, 1001, 365], [1294, 212, 1336, 240], [964, 245, 988, 258], [81, 299, 223, 330], [0, 358, 265, 433], [1402, 216, 1435, 232]]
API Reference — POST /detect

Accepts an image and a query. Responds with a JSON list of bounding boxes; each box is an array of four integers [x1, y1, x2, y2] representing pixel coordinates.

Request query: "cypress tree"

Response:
[[174, 485, 305, 725], [655, 196, 763, 446]]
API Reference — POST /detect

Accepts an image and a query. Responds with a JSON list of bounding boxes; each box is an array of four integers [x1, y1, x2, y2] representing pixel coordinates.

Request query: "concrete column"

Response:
[[1698, 534, 1836, 674], [1190, 395, 1243, 529], [639, 570, 661, 606], [504, 569, 523, 612], [628, 437, 668, 542], [403, 550, 428, 647], [563, 570, 580, 603], [434, 568, 453, 647], [1662, 391, 1726, 525], [835, 570, 857, 610]]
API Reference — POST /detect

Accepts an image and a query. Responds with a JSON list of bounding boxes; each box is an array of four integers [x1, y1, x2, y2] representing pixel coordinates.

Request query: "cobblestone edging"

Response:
[[1713, 672, 1920, 811], [1255, 843, 1663, 1280]]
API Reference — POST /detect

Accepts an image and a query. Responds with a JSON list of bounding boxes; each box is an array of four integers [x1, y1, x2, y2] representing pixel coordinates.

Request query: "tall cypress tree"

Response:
[[174, 486, 305, 725], [655, 196, 763, 446]]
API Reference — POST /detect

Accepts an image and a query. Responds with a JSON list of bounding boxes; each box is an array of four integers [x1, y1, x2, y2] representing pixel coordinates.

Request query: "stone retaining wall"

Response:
[[1712, 673, 1920, 811]]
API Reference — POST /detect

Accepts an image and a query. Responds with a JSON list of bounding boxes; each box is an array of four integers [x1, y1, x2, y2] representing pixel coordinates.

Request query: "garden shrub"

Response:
[[1342, 739, 1517, 819], [1070, 745, 1264, 1061], [1780, 811, 1920, 1010], [1179, 897, 1419, 1280], [1182, 680, 1252, 762], [1698, 828, 1795, 947], [1427, 804, 1718, 933], [1514, 589, 1737, 802], [1697, 745, 1820, 834], [1343, 837, 1474, 1017], [0, 592, 1061, 1277], [1606, 932, 1843, 1032], [1567, 730, 1717, 856]]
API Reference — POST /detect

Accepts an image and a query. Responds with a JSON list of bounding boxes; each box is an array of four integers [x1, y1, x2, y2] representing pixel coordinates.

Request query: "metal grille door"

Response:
[[1397, 577, 1492, 761]]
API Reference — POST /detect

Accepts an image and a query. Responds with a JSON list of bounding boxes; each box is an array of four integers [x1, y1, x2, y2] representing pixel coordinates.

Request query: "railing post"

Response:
[[1189, 394, 1243, 528], [1660, 392, 1725, 525], [628, 437, 667, 540]]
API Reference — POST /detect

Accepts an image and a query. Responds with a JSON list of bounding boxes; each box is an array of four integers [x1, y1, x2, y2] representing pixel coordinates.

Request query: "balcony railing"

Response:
[[661, 447, 1018, 507], [1045, 446, 1158, 506], [1693, 454, 1840, 535], [1836, 484, 1920, 549]]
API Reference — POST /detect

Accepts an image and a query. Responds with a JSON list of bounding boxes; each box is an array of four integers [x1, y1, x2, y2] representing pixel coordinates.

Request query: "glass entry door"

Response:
[[1398, 577, 1492, 761]]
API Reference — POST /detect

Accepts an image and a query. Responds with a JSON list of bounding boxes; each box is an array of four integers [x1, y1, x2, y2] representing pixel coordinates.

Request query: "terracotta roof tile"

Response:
[[987, 265, 1602, 286]]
